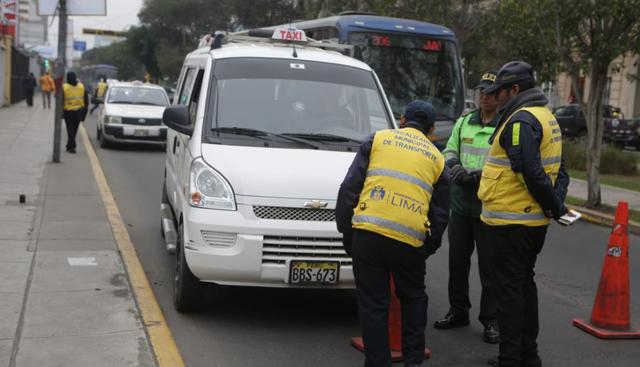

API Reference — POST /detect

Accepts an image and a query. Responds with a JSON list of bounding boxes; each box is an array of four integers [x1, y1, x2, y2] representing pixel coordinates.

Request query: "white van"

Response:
[[160, 28, 395, 311]]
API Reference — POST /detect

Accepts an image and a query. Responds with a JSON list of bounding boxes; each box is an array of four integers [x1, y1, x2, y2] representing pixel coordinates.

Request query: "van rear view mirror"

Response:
[[163, 105, 193, 136]]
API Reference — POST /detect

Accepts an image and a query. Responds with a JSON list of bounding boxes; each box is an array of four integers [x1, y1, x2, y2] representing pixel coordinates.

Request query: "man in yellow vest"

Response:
[[478, 61, 570, 367], [62, 72, 88, 153], [336, 100, 450, 367], [90, 76, 108, 115]]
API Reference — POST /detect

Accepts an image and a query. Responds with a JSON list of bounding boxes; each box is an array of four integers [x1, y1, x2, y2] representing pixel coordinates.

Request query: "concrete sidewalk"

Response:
[[568, 177, 640, 211], [0, 103, 155, 366]]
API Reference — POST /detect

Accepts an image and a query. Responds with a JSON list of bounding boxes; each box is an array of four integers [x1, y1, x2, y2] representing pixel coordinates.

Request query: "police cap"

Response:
[[475, 69, 498, 92], [482, 61, 535, 94], [404, 100, 436, 128]]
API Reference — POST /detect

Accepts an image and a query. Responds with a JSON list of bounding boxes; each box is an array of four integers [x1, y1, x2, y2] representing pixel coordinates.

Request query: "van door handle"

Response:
[[172, 137, 179, 154]]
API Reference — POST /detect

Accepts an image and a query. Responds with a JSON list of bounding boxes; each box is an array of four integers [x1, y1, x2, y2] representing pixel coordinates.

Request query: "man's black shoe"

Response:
[[66, 148, 76, 154], [433, 311, 469, 329], [483, 323, 500, 344], [487, 356, 498, 366]]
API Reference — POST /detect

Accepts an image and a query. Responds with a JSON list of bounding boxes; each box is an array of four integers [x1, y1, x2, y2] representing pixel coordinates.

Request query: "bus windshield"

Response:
[[349, 32, 463, 120]]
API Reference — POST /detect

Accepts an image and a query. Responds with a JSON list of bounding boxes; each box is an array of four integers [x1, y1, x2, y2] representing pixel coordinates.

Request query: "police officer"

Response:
[[62, 72, 88, 153], [336, 100, 450, 367], [90, 76, 108, 115], [478, 61, 569, 367], [434, 70, 500, 344]]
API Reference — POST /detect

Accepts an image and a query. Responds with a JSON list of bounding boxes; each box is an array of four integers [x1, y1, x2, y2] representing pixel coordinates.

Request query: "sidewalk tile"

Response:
[[0, 241, 32, 262], [0, 263, 31, 292], [22, 288, 142, 338], [35, 239, 116, 252], [38, 221, 113, 241], [16, 331, 155, 367], [0, 222, 33, 240], [30, 251, 125, 293], [0, 339, 12, 366], [0, 292, 23, 338], [42, 196, 107, 222]]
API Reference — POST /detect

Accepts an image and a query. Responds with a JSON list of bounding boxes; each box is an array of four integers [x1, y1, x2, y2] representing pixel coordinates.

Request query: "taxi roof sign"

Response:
[[272, 27, 307, 42]]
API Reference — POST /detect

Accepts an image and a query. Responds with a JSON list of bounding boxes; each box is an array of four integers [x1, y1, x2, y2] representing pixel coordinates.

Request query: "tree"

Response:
[[554, 0, 640, 207]]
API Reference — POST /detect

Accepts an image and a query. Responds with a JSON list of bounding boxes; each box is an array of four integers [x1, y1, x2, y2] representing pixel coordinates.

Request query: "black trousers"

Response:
[[487, 225, 547, 367], [447, 212, 497, 325], [25, 90, 34, 106], [63, 110, 83, 150], [351, 229, 429, 367]]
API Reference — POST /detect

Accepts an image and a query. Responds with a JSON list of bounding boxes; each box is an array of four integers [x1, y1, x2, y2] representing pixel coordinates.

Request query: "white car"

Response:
[[97, 82, 170, 148], [160, 28, 396, 312]]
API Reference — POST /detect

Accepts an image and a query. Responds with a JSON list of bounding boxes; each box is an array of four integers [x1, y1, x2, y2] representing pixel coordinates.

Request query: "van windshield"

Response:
[[208, 58, 393, 147]]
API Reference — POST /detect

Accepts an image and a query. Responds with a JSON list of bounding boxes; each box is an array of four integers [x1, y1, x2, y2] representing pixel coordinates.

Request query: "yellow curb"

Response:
[[79, 125, 185, 367]]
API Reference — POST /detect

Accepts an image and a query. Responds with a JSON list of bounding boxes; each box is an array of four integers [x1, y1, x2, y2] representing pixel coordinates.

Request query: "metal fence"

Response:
[[10, 46, 30, 104]]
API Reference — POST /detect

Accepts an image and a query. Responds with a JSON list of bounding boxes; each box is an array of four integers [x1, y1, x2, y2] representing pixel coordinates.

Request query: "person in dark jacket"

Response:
[[478, 61, 570, 367], [336, 100, 450, 367], [62, 72, 89, 153], [22, 73, 37, 107]]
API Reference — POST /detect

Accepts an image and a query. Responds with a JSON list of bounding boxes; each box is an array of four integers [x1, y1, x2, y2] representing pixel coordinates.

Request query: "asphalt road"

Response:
[[85, 115, 640, 367]]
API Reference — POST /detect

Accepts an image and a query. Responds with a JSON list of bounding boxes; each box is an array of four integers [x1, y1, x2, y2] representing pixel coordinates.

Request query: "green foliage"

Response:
[[80, 41, 145, 81], [563, 141, 638, 175]]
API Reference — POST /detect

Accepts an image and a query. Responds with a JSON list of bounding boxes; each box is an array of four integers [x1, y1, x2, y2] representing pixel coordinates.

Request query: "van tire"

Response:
[[99, 128, 111, 149], [174, 222, 204, 312]]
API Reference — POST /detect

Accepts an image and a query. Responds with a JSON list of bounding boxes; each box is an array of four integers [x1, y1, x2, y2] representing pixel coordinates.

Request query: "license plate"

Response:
[[134, 129, 149, 136], [288, 260, 339, 285]]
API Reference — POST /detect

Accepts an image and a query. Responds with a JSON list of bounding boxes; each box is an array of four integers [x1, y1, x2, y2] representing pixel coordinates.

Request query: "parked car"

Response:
[[96, 81, 171, 148], [552, 103, 623, 140], [604, 117, 640, 149]]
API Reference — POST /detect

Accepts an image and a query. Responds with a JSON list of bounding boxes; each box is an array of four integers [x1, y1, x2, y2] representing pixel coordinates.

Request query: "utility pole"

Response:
[[53, 0, 67, 163]]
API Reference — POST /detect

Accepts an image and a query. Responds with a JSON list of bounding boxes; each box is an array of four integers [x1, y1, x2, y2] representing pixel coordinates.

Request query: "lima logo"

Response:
[[370, 185, 386, 201]]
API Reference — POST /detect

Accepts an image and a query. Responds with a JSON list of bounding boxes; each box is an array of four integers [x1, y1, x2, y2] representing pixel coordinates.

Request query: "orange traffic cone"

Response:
[[351, 276, 432, 361], [573, 201, 640, 339]]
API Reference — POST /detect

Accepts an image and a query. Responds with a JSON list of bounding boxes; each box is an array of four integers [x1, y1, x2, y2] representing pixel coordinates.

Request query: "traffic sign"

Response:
[[73, 40, 86, 51]]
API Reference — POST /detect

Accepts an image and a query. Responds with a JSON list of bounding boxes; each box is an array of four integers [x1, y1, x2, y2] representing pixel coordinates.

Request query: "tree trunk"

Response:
[[583, 64, 608, 208]]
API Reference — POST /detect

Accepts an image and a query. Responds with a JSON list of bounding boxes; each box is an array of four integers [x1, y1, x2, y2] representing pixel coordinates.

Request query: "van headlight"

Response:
[[189, 158, 236, 210], [106, 116, 122, 124]]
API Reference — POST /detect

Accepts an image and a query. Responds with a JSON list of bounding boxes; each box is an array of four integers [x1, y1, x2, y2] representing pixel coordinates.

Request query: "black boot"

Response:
[[433, 311, 469, 329]]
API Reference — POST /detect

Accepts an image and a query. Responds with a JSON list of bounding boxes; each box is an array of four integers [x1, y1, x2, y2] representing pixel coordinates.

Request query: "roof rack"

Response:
[[198, 27, 354, 57]]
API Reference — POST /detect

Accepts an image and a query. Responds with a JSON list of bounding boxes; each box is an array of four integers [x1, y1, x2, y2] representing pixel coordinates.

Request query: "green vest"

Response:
[[443, 110, 497, 217]]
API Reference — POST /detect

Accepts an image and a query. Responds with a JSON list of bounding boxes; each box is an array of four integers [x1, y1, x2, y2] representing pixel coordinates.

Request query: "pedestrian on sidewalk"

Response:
[[22, 73, 37, 107], [62, 71, 88, 154], [478, 61, 570, 367], [336, 100, 450, 367], [434, 70, 500, 344], [39, 71, 56, 109]]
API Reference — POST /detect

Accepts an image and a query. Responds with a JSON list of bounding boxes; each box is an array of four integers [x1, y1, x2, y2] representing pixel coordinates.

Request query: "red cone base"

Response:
[[350, 337, 432, 362], [573, 319, 640, 339]]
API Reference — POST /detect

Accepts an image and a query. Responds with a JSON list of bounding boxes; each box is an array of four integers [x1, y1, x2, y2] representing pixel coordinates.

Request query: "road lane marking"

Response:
[[79, 125, 185, 367]]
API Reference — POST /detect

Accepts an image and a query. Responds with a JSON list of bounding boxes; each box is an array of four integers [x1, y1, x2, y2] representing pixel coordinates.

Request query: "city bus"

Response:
[[273, 12, 465, 144]]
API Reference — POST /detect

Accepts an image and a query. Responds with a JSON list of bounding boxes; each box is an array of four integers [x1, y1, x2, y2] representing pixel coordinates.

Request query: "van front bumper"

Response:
[[182, 201, 354, 289]]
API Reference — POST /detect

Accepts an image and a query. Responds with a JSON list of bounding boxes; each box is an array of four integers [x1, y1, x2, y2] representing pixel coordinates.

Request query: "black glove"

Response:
[[342, 230, 353, 257], [450, 164, 473, 184]]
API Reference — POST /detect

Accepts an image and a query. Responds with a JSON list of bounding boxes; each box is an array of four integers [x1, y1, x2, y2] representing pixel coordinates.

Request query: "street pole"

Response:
[[52, 0, 67, 163]]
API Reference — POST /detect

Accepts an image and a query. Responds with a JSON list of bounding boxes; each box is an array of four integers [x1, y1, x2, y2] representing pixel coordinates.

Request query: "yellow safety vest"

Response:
[[96, 82, 107, 98], [478, 106, 562, 226], [63, 83, 85, 111], [352, 128, 445, 247]]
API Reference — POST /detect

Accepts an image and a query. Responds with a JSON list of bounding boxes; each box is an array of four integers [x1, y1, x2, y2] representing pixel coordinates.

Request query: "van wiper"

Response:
[[211, 127, 319, 149], [282, 133, 362, 144]]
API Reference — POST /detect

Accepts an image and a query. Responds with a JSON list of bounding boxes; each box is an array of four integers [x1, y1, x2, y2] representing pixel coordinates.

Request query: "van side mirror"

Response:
[[163, 105, 193, 136]]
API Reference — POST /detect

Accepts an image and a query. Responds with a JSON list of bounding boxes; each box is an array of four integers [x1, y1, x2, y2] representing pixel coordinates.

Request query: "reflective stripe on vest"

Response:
[[352, 128, 444, 247], [478, 106, 562, 227], [63, 83, 85, 111]]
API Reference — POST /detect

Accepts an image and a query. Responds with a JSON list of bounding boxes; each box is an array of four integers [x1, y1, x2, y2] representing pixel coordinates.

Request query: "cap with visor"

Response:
[[475, 70, 498, 92], [482, 61, 534, 95], [404, 100, 436, 130]]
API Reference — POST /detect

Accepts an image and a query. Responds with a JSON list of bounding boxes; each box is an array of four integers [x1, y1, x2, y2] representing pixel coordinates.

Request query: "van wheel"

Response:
[[99, 129, 111, 149], [160, 178, 169, 239], [96, 126, 102, 140], [174, 222, 204, 312]]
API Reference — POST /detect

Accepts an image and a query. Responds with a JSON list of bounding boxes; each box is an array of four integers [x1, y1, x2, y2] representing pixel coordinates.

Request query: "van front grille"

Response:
[[253, 206, 335, 222], [262, 235, 351, 266]]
